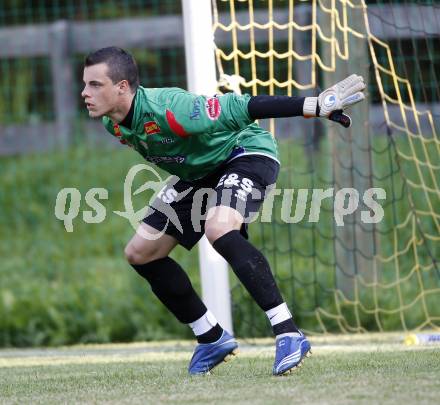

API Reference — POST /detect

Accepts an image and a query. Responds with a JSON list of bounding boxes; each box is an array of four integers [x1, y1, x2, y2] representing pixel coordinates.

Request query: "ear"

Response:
[[118, 80, 130, 94]]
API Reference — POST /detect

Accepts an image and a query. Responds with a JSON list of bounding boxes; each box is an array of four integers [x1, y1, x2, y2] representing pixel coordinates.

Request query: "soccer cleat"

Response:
[[188, 330, 238, 375], [272, 332, 311, 376]]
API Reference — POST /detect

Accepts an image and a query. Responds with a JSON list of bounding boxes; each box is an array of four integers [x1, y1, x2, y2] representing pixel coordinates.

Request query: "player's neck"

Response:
[[108, 93, 136, 124]]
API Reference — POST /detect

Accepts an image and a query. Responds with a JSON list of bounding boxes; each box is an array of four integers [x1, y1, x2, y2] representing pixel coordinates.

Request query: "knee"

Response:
[[124, 243, 160, 265], [205, 221, 234, 245], [205, 207, 242, 244]]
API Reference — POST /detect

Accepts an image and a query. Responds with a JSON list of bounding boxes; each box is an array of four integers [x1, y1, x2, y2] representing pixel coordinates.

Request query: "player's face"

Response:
[[81, 63, 123, 118]]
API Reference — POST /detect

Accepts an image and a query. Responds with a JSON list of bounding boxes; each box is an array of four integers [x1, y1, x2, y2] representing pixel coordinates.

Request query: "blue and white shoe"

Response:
[[188, 330, 238, 375], [272, 332, 311, 376]]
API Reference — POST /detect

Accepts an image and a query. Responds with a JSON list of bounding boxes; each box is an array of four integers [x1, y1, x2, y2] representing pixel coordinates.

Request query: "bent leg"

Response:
[[125, 223, 223, 341], [205, 207, 299, 336], [125, 223, 206, 322]]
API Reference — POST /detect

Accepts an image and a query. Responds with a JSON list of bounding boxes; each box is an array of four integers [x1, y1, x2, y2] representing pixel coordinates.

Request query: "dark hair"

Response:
[[85, 47, 139, 92]]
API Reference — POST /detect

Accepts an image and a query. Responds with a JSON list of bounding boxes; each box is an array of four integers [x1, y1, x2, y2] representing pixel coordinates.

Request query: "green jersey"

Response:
[[103, 86, 279, 181]]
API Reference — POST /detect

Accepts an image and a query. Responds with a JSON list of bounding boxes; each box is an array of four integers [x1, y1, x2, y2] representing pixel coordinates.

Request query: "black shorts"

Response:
[[142, 155, 280, 250]]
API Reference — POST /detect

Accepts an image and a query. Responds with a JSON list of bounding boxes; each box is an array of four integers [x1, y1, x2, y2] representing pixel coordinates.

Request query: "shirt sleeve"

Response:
[[159, 88, 254, 137]]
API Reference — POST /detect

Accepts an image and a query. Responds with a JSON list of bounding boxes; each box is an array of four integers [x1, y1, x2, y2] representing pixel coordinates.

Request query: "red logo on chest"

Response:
[[144, 121, 161, 135], [205, 96, 221, 120]]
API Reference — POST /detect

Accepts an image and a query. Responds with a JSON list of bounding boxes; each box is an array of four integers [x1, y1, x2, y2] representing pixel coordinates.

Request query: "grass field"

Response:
[[1, 334, 439, 404]]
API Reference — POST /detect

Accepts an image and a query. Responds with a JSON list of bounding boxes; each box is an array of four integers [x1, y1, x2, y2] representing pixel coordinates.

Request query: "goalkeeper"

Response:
[[82, 47, 365, 376]]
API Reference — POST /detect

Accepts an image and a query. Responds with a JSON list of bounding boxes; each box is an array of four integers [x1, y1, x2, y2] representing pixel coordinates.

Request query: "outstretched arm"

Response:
[[160, 75, 365, 137], [248, 74, 366, 128]]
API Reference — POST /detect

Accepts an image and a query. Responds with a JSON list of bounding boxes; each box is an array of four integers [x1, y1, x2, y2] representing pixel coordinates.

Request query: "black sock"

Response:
[[196, 323, 223, 344], [131, 257, 207, 324], [213, 230, 298, 335], [272, 319, 299, 335]]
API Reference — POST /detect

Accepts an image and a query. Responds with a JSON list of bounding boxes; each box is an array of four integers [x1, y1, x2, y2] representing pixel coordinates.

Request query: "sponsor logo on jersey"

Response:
[[143, 112, 156, 120], [190, 98, 201, 120], [144, 121, 161, 135], [145, 155, 186, 164], [160, 137, 175, 144], [205, 95, 221, 120]]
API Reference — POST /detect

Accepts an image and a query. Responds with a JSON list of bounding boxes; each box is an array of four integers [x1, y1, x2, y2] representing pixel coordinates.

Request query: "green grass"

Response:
[[1, 337, 439, 404]]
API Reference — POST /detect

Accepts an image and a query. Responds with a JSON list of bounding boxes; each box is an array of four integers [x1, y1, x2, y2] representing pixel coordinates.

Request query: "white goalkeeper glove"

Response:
[[303, 74, 366, 128]]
